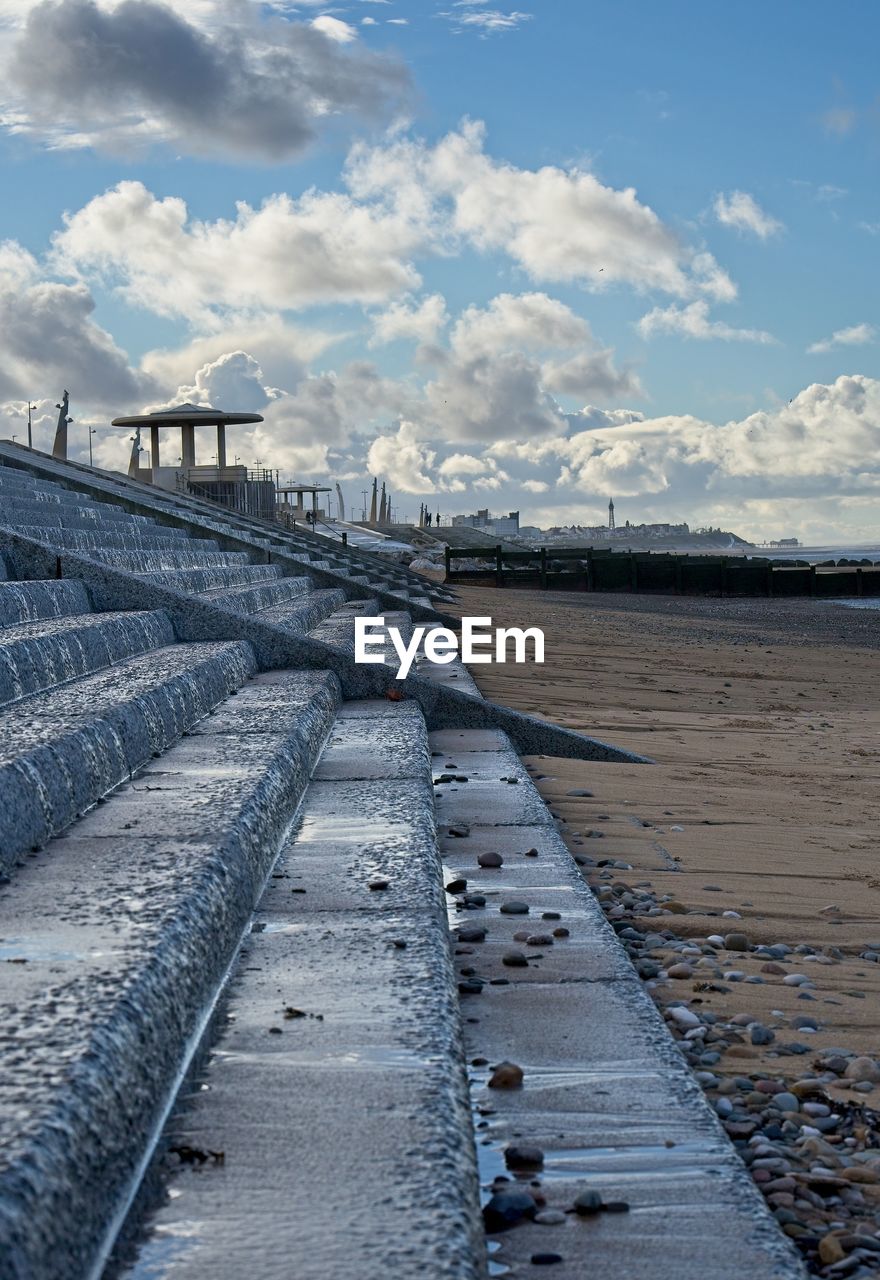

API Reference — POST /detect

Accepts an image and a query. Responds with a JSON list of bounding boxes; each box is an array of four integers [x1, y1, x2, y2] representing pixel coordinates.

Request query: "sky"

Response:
[[0, 0, 877, 542]]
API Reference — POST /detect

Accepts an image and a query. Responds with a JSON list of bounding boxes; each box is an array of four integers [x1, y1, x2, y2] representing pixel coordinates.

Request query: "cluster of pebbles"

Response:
[[581, 854, 880, 1278]]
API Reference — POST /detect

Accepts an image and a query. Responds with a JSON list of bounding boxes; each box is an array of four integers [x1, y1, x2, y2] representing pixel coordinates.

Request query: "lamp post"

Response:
[[26, 402, 36, 449], [88, 427, 96, 467]]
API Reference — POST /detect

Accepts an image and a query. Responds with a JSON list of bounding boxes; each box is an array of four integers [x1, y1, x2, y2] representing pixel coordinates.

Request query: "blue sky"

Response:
[[0, 0, 877, 540]]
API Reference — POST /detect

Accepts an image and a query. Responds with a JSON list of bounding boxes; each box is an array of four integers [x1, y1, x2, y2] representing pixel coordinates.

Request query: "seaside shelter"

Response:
[[111, 403, 264, 485]]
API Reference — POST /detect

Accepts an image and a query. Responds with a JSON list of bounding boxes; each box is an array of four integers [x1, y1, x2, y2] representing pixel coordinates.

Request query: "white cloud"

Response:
[[167, 351, 280, 413], [1, 0, 409, 161], [52, 180, 423, 322], [367, 421, 436, 492], [369, 293, 448, 346], [807, 323, 876, 355], [140, 316, 339, 397], [310, 14, 357, 42], [637, 300, 776, 344], [521, 478, 548, 493], [542, 350, 642, 400], [346, 120, 737, 301], [713, 190, 783, 239], [442, 7, 532, 33]]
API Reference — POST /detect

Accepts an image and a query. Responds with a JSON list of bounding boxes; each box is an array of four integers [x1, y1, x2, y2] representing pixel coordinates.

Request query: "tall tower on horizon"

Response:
[[608, 497, 615, 531]]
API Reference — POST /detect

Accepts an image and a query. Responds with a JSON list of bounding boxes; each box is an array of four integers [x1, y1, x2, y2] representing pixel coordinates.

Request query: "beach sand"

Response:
[[452, 585, 880, 1265]]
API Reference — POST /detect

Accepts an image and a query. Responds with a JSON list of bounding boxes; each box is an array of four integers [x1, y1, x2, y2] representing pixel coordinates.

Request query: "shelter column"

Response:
[[181, 423, 196, 469], [150, 424, 160, 481], [216, 423, 226, 470]]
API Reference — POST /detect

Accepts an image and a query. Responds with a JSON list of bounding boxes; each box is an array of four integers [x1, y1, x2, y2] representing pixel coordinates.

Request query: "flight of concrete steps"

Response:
[[0, 452, 805, 1280]]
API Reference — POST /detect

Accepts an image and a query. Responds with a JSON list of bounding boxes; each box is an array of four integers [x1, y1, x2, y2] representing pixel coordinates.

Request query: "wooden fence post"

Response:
[[495, 544, 504, 588], [857, 567, 864, 598], [766, 564, 774, 597], [629, 553, 638, 592], [540, 546, 548, 590], [585, 548, 594, 592], [444, 545, 451, 578], [809, 564, 817, 596]]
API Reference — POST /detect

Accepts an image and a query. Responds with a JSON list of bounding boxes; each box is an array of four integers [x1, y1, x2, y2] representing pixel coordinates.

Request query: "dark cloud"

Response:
[[7, 0, 410, 160], [0, 279, 154, 408]]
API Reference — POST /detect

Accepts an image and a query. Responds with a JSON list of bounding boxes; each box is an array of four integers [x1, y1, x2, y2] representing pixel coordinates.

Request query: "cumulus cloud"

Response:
[[168, 350, 281, 412], [2, 0, 409, 160], [637, 300, 776, 344], [367, 421, 436, 491], [807, 323, 876, 355], [369, 293, 448, 346], [140, 315, 339, 397], [713, 190, 783, 239], [52, 180, 423, 322], [542, 351, 642, 400], [0, 266, 153, 407], [346, 120, 737, 300]]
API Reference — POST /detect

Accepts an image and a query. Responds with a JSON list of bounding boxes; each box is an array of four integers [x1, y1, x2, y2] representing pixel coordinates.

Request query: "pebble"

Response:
[[534, 1210, 567, 1226], [502, 951, 529, 967], [667, 963, 694, 979], [500, 901, 530, 915], [478, 852, 504, 868], [542, 911, 562, 920], [750, 1024, 775, 1046], [773, 1093, 800, 1112], [844, 1057, 880, 1083], [458, 927, 487, 943], [368, 878, 389, 891], [573, 1189, 603, 1215], [489, 1061, 524, 1089], [724, 932, 750, 952], [566, 789, 593, 797], [505, 1144, 545, 1169], [553, 927, 570, 939], [782, 973, 811, 986], [483, 1190, 536, 1232], [530, 1254, 563, 1266], [526, 934, 554, 947], [668, 1006, 701, 1029]]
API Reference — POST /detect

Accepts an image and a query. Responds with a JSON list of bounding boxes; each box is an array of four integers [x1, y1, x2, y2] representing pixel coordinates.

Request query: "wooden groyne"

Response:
[[444, 544, 880, 598]]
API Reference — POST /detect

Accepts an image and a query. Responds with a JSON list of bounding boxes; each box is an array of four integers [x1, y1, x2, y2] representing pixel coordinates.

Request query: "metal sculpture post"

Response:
[[52, 391, 71, 461]]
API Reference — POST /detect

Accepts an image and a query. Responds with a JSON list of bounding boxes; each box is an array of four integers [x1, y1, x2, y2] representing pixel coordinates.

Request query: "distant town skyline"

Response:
[[0, 0, 877, 543]]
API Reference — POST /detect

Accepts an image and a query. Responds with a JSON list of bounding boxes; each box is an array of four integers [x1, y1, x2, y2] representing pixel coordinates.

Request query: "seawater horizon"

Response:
[[745, 545, 880, 564]]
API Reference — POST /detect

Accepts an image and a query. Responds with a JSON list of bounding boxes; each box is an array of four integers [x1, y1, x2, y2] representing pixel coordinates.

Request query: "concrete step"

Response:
[[0, 526, 217, 552], [0, 470, 67, 495], [0, 609, 175, 706], [123, 698, 483, 1280], [135, 564, 283, 593], [0, 579, 93, 626], [433, 729, 805, 1280], [0, 638, 256, 874], [85, 548, 251, 571], [0, 500, 163, 528], [253, 587, 348, 633], [198, 575, 313, 614], [0, 669, 341, 1280], [307, 597, 381, 649]]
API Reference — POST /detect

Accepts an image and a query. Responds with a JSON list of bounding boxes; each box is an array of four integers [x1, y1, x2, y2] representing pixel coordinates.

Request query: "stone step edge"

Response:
[[0, 672, 342, 1280], [0, 638, 256, 874], [1, 531, 652, 767], [0, 608, 176, 708]]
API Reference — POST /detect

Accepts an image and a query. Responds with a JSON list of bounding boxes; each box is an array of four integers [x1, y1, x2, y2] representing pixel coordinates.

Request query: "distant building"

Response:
[[451, 508, 520, 536], [769, 538, 800, 547]]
